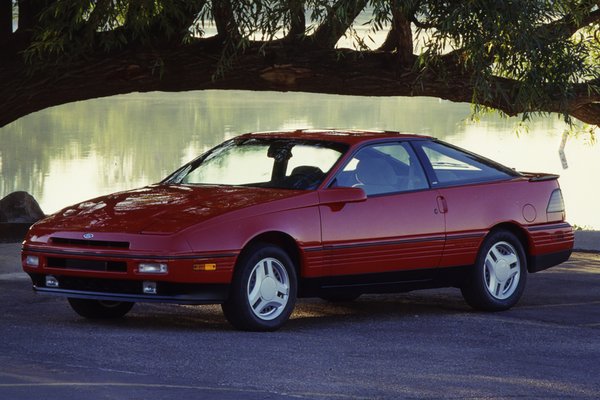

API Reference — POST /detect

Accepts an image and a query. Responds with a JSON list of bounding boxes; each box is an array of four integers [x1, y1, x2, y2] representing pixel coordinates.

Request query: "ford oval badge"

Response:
[[83, 233, 94, 239]]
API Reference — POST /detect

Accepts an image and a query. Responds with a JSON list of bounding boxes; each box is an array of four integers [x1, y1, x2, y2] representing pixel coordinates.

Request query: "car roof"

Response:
[[237, 129, 432, 146]]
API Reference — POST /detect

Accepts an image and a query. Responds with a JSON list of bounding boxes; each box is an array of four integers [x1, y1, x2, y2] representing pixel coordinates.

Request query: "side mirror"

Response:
[[318, 187, 367, 205]]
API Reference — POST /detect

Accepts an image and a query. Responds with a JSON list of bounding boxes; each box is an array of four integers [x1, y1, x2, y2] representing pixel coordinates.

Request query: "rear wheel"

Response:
[[222, 244, 297, 331], [67, 298, 134, 319], [461, 230, 527, 311]]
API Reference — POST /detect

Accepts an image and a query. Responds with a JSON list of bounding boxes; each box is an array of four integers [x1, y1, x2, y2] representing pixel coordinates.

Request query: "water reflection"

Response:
[[0, 90, 598, 229]]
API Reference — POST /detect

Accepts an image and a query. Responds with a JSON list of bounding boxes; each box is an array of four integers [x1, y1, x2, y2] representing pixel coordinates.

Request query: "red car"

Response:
[[22, 130, 574, 331]]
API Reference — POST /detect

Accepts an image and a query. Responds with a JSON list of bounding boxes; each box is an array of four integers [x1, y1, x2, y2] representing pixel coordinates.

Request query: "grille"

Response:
[[47, 257, 127, 273], [51, 237, 130, 249]]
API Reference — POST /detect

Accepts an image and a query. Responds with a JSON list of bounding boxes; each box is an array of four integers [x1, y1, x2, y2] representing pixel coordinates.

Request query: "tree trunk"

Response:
[[17, 0, 38, 32], [0, 0, 12, 40], [379, 6, 414, 67]]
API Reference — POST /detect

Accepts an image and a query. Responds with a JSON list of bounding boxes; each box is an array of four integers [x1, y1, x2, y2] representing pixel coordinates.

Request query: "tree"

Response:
[[1, 0, 599, 129]]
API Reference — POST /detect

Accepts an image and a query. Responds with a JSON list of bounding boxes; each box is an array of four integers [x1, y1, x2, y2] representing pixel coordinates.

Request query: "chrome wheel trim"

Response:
[[483, 241, 521, 300], [247, 257, 290, 321]]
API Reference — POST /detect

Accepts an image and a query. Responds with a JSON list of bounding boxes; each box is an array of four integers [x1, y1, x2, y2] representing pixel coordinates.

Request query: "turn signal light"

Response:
[[193, 263, 217, 271]]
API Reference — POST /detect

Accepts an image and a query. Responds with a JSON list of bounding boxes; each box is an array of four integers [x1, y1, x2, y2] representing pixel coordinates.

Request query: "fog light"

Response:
[[143, 281, 157, 295], [25, 255, 39, 267], [45, 275, 59, 288], [138, 263, 168, 274]]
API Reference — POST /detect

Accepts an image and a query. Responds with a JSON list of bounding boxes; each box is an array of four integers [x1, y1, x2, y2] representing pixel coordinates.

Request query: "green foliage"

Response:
[[407, 1, 600, 121], [9, 1, 600, 128], [24, 0, 205, 63]]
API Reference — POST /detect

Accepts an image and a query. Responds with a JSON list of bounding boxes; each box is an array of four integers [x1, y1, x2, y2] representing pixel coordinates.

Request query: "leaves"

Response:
[[410, 1, 600, 124], [5, 1, 600, 128]]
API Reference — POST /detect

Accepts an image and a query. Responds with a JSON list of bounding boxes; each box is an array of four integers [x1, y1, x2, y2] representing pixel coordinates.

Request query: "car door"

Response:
[[319, 141, 446, 279], [412, 140, 520, 268]]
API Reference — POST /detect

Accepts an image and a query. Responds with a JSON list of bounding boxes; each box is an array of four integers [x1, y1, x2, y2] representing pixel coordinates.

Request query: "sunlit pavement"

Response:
[[0, 248, 599, 399]]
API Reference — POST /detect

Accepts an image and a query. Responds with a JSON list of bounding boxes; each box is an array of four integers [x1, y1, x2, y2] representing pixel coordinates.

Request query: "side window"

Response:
[[285, 144, 341, 177], [333, 142, 428, 196], [418, 141, 514, 186], [283, 144, 343, 190]]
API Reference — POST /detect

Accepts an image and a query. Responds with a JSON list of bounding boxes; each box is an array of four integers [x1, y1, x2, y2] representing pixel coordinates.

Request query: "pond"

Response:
[[0, 90, 598, 229]]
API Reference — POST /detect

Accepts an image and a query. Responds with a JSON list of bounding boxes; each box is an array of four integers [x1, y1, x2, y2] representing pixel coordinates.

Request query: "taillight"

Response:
[[546, 189, 565, 213]]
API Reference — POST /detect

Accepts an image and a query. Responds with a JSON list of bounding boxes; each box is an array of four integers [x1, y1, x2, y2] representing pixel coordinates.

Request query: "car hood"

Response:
[[36, 185, 313, 235]]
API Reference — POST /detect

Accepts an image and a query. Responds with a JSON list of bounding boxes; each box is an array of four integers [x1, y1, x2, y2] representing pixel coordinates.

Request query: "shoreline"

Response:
[[573, 230, 600, 252]]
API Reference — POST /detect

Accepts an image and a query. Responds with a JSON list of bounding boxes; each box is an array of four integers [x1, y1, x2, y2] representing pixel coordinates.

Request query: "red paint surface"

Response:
[[22, 130, 574, 292]]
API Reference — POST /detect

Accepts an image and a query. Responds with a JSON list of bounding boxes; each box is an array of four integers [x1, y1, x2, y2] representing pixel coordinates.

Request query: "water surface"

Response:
[[1, 90, 597, 229]]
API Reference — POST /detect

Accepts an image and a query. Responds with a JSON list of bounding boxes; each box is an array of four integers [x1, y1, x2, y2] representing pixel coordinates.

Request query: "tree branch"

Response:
[[410, 15, 435, 30], [125, 0, 153, 28], [17, 0, 53, 33], [2, 43, 598, 128], [2, 2, 598, 130], [544, 7, 600, 38], [154, 0, 206, 41], [379, 4, 414, 66], [212, 0, 239, 41], [0, 0, 11, 41], [285, 0, 305, 41], [123, 0, 207, 42], [570, 103, 600, 126], [84, 0, 111, 39], [310, 0, 368, 48]]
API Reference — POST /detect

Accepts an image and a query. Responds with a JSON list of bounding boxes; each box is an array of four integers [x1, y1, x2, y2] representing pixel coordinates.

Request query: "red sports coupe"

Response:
[[22, 130, 574, 331]]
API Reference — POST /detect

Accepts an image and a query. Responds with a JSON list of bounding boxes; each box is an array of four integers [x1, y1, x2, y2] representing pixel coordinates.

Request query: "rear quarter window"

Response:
[[417, 141, 516, 186]]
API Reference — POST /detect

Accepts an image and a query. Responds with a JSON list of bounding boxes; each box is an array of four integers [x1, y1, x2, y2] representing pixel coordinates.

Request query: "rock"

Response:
[[0, 191, 45, 223]]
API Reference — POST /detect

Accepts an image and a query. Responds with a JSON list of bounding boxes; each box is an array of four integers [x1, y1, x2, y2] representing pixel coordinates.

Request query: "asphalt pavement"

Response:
[[1, 232, 599, 399]]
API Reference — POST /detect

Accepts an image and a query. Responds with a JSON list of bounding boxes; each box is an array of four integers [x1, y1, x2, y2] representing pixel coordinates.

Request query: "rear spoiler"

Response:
[[519, 172, 560, 182]]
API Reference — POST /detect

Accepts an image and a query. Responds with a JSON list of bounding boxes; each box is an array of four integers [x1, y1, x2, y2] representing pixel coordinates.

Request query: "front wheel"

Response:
[[461, 230, 527, 311], [222, 244, 297, 331], [68, 298, 134, 319]]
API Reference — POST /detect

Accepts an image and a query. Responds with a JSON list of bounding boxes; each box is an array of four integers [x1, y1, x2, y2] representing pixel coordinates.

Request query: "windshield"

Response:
[[165, 138, 347, 190]]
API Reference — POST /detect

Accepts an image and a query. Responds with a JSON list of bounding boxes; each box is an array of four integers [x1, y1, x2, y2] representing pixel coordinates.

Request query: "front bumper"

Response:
[[28, 273, 229, 304], [22, 242, 237, 305]]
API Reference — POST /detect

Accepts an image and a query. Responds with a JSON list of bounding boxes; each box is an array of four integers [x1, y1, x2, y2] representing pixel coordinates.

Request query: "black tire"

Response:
[[222, 244, 297, 331], [68, 298, 134, 319], [461, 230, 527, 311]]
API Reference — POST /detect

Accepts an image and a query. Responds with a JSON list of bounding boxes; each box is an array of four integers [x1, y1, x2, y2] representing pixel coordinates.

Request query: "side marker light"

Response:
[[193, 263, 217, 271]]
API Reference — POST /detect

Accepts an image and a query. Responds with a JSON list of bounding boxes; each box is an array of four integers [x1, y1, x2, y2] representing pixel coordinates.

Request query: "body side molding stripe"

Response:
[[22, 247, 238, 260], [527, 223, 571, 232], [322, 235, 445, 251]]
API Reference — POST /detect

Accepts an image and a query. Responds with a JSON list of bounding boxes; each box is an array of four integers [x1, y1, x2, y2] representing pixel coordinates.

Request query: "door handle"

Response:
[[436, 196, 448, 214]]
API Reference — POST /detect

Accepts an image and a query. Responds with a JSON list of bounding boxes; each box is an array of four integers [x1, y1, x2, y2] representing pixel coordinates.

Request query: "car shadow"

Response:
[[287, 290, 471, 328], [62, 289, 472, 333]]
